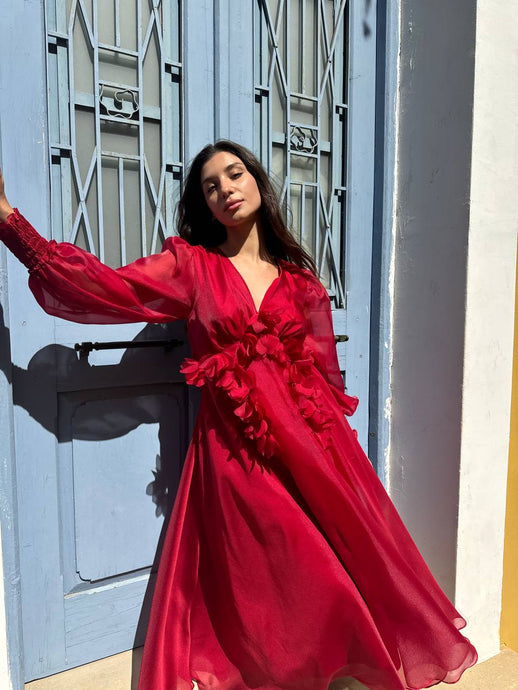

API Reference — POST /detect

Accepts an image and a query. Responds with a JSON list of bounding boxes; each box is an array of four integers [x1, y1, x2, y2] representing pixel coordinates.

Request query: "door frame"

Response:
[[1, 0, 55, 686], [368, 0, 399, 478]]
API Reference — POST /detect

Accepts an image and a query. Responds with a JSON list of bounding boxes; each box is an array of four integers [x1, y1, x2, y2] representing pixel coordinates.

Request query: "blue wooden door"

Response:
[[0, 0, 376, 684]]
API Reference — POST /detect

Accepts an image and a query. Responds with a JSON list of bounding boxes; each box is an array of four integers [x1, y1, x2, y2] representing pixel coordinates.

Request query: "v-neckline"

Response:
[[215, 247, 282, 314]]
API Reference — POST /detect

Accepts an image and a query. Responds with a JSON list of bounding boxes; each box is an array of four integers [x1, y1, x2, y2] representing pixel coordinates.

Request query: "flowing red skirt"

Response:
[[138, 361, 477, 690]]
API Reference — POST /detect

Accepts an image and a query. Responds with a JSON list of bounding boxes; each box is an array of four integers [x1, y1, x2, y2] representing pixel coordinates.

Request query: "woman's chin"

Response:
[[222, 211, 261, 231]]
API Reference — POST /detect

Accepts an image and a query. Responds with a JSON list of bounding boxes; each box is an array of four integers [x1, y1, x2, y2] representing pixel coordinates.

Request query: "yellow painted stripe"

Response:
[[501, 241, 518, 652]]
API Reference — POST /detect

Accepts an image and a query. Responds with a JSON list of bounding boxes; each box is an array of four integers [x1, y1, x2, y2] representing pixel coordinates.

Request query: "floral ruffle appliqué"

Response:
[[179, 311, 358, 465]]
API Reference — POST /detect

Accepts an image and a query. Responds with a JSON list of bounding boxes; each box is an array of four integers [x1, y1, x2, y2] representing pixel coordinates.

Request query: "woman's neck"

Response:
[[219, 219, 271, 263]]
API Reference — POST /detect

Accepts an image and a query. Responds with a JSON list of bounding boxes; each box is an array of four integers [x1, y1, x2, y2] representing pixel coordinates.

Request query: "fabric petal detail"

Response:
[[331, 387, 360, 416], [180, 309, 357, 466]]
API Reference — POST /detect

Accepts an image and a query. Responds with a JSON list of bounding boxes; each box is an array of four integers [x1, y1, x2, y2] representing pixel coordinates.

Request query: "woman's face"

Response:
[[201, 151, 262, 229]]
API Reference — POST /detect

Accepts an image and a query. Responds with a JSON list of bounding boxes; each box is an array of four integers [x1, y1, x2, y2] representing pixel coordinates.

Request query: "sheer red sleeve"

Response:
[[0, 209, 196, 324], [304, 273, 358, 415]]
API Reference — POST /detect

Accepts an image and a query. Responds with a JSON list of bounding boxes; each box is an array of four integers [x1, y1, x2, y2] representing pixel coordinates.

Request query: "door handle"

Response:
[[74, 338, 184, 358], [334, 334, 349, 343]]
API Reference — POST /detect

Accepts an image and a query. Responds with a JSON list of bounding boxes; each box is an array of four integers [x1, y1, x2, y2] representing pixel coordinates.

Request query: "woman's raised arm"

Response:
[[0, 171, 196, 324]]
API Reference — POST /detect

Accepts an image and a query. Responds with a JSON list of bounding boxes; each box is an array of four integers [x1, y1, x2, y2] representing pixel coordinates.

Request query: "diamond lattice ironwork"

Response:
[[255, 0, 348, 307], [46, 0, 183, 267]]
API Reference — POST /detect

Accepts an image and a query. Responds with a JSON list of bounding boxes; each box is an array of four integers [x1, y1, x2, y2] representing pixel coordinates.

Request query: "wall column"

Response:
[[389, 0, 476, 600], [455, 2, 518, 660]]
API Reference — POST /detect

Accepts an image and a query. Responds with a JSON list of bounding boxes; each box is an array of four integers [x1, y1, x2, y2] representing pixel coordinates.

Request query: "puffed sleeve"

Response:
[[304, 273, 358, 415], [0, 209, 196, 324]]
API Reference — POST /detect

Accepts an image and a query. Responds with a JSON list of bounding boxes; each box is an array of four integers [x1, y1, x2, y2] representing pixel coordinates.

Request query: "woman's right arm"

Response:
[[0, 171, 196, 324]]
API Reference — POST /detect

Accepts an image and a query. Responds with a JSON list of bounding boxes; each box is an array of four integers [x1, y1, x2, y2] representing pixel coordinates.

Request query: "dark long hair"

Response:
[[176, 140, 317, 273]]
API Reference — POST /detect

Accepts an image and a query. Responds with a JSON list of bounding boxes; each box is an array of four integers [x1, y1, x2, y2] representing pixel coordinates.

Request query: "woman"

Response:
[[0, 141, 476, 690]]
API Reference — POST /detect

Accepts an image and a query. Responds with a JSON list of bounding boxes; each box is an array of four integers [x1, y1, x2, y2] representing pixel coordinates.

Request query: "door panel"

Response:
[[13, 318, 195, 679], [64, 576, 149, 668], [68, 392, 182, 581], [57, 378, 190, 668]]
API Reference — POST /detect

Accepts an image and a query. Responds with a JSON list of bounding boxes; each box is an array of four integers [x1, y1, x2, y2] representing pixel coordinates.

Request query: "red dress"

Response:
[[0, 210, 477, 690]]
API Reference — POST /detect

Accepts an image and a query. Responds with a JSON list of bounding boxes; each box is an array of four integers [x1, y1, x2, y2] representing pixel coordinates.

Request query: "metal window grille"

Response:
[[46, 0, 183, 267], [254, 0, 348, 307]]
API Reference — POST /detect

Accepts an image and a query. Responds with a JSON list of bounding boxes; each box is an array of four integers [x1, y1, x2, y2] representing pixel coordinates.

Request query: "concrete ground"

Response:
[[25, 647, 518, 690]]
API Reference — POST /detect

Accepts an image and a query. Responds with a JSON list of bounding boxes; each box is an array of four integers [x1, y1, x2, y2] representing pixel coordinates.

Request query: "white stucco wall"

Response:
[[388, 0, 518, 662], [455, 1, 518, 661], [389, 0, 476, 602]]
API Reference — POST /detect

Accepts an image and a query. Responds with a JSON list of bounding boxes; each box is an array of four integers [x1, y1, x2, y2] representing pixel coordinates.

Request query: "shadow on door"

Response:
[[0, 304, 198, 684]]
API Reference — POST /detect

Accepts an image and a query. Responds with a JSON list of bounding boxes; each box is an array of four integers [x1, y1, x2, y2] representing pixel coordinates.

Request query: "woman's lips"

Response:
[[224, 200, 243, 213]]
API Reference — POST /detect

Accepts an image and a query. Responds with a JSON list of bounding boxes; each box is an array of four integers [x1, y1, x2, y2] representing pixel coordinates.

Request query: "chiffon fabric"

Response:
[[0, 210, 477, 690]]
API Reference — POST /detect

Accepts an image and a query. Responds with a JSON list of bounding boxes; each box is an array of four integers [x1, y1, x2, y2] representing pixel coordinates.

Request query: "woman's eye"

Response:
[[232, 173, 242, 180], [207, 185, 216, 193]]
